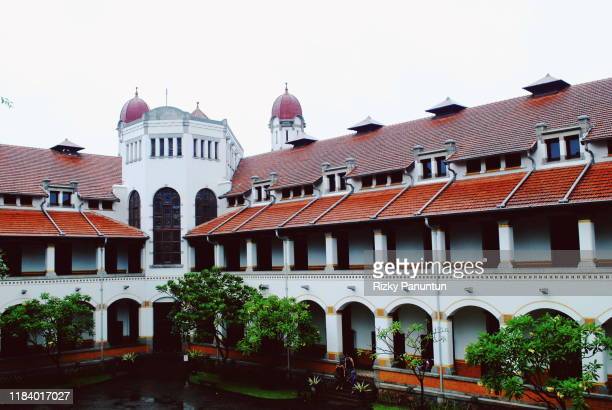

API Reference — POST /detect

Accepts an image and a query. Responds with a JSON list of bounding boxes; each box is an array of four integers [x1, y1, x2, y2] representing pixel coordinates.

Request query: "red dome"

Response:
[[120, 89, 150, 123], [271, 86, 302, 120]]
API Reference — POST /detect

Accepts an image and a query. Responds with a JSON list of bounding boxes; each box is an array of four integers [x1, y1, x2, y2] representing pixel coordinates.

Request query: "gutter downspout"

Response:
[[498, 151, 536, 208], [79, 199, 104, 237], [559, 141, 594, 203], [416, 164, 456, 216], [310, 180, 354, 224], [372, 172, 413, 219], [278, 185, 322, 228], [40, 189, 64, 236]]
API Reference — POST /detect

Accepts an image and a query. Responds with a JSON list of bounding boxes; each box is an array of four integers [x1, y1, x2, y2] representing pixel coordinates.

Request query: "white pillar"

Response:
[[578, 218, 596, 268], [335, 174, 342, 191], [325, 233, 337, 271], [374, 312, 394, 367], [325, 310, 343, 361], [431, 158, 438, 178], [431, 228, 446, 263], [96, 246, 105, 274], [582, 324, 608, 391], [214, 243, 225, 269], [93, 304, 106, 347], [559, 136, 567, 160], [139, 302, 154, 352], [245, 238, 257, 272], [45, 244, 56, 277], [188, 244, 196, 272], [416, 161, 424, 180], [433, 316, 454, 374], [498, 220, 514, 268], [282, 238, 294, 270], [373, 229, 388, 263], [140, 244, 146, 273]]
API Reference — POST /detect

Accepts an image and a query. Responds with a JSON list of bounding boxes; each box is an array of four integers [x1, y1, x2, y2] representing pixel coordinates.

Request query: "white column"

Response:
[[373, 229, 388, 263], [559, 136, 567, 160], [188, 244, 196, 272], [582, 323, 608, 390], [245, 238, 257, 272], [93, 304, 106, 347], [498, 220, 514, 268], [96, 246, 105, 274], [139, 302, 154, 352], [416, 161, 424, 179], [140, 244, 146, 272], [325, 233, 338, 271], [431, 228, 446, 263], [325, 310, 343, 361], [214, 243, 225, 269], [431, 158, 438, 178], [45, 244, 56, 277], [374, 313, 394, 367], [578, 218, 596, 268], [433, 316, 454, 374], [282, 238, 294, 270]]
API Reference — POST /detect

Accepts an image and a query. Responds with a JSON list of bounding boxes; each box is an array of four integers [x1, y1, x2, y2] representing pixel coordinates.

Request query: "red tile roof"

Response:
[[213, 206, 263, 234], [226, 78, 612, 196], [423, 172, 526, 215], [186, 208, 243, 236], [0, 209, 145, 238], [569, 161, 612, 202], [317, 188, 402, 225], [284, 196, 340, 227], [239, 199, 310, 232], [378, 182, 445, 219], [0, 144, 121, 200], [505, 165, 584, 207]]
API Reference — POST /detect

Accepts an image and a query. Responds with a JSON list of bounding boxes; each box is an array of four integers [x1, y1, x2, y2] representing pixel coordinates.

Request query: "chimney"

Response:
[[535, 122, 548, 140], [577, 115, 591, 135], [345, 158, 357, 173], [321, 162, 331, 172], [444, 139, 456, 154], [412, 145, 424, 156], [269, 171, 278, 185]]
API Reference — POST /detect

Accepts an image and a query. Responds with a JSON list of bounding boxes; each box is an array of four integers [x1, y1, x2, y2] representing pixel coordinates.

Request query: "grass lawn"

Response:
[[373, 404, 409, 410], [189, 372, 298, 400]]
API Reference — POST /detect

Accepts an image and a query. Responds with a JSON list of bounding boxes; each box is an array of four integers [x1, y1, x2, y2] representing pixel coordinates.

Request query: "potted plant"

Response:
[[352, 381, 372, 402], [120, 352, 138, 374], [306, 375, 322, 401]]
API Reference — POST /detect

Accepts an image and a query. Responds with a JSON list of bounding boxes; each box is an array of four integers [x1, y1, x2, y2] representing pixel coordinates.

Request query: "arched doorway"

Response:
[[340, 302, 375, 368], [389, 304, 433, 368], [0, 305, 29, 357], [298, 301, 326, 358], [153, 188, 181, 265], [128, 190, 141, 229], [195, 188, 217, 226], [450, 306, 499, 377], [153, 299, 182, 352], [107, 299, 140, 346]]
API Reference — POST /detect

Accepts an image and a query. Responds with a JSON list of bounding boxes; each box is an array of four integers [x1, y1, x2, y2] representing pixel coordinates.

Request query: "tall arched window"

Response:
[[128, 190, 140, 228], [195, 188, 217, 225], [153, 188, 181, 265]]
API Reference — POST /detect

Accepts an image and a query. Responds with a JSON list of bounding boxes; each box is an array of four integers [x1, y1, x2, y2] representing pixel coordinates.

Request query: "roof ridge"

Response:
[[416, 178, 455, 215], [279, 196, 320, 227], [80, 210, 103, 236], [311, 190, 353, 224], [234, 202, 275, 232], [85, 211, 145, 235], [209, 206, 249, 234], [372, 183, 413, 219], [42, 209, 64, 236], [560, 161, 593, 203]]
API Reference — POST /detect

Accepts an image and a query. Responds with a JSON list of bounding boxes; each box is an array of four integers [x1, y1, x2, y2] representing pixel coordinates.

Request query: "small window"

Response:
[[505, 153, 521, 168], [50, 191, 60, 206], [168, 138, 173, 157], [565, 135, 580, 159], [102, 201, 113, 210], [435, 157, 447, 177], [193, 139, 198, 157], [150, 139, 156, 157], [608, 140, 612, 156], [390, 171, 403, 184], [20, 196, 32, 207], [303, 185, 313, 196], [292, 186, 302, 197], [236, 196, 245, 206], [327, 174, 336, 192], [61, 192, 71, 206], [281, 188, 291, 199], [3, 194, 17, 205], [159, 138, 165, 156], [177, 137, 182, 156], [201, 140, 205, 158], [228, 197, 236, 207], [421, 159, 432, 179], [545, 138, 560, 161], [264, 185, 270, 201], [338, 173, 346, 190], [285, 130, 289, 142], [375, 173, 387, 186], [485, 156, 501, 171], [361, 175, 373, 188], [214, 142, 219, 160], [255, 186, 262, 202], [466, 159, 481, 174], [88, 200, 99, 209], [208, 141, 212, 159]]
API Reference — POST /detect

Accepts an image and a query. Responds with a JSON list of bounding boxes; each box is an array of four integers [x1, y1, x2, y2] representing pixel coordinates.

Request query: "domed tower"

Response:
[[269, 84, 306, 151], [119, 88, 150, 124]]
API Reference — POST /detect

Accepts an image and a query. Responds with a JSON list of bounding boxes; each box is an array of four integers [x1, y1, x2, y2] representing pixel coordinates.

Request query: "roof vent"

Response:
[[51, 139, 84, 155], [523, 74, 569, 96], [287, 133, 317, 148], [348, 116, 384, 133], [426, 97, 466, 117]]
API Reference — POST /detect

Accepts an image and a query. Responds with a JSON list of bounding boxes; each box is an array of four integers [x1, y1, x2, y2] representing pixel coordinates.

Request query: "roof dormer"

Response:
[[523, 74, 570, 96], [51, 139, 84, 155], [348, 116, 384, 133], [426, 97, 466, 117]]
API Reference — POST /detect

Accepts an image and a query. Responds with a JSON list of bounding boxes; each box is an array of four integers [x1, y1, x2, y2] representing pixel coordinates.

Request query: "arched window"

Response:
[[153, 188, 181, 265], [128, 190, 140, 228], [195, 188, 217, 225]]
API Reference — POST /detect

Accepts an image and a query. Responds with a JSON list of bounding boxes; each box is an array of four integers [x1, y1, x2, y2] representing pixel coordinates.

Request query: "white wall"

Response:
[[452, 307, 487, 360], [351, 303, 374, 350], [396, 305, 429, 355]]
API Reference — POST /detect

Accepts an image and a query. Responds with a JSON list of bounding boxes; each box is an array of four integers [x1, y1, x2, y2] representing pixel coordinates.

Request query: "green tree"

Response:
[[1, 97, 12, 108], [0, 292, 94, 372], [376, 321, 443, 408], [0, 249, 9, 279], [157, 268, 257, 363], [238, 295, 319, 375], [466, 314, 612, 410]]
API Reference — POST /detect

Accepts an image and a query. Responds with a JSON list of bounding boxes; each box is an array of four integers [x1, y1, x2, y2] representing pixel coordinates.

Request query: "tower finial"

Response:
[[285, 82, 288, 93], [135, 86, 139, 97], [196, 101, 200, 109]]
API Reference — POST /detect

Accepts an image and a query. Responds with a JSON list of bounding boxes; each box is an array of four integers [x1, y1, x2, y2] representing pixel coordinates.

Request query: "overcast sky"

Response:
[[1, 1, 611, 157]]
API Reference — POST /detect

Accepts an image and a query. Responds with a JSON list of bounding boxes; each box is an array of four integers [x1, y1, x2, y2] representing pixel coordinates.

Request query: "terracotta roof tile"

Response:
[[239, 199, 310, 231], [0, 209, 59, 236], [84, 212, 146, 238], [226, 78, 612, 196], [284, 196, 340, 227], [214, 206, 263, 234], [187, 208, 243, 236], [0, 144, 121, 200], [569, 161, 612, 202], [317, 188, 402, 225], [423, 172, 526, 215], [48, 211, 99, 236], [378, 183, 445, 219], [506, 165, 584, 207]]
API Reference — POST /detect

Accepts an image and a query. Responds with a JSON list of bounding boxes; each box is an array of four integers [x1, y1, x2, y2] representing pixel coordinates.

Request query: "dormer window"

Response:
[[375, 173, 387, 186], [435, 157, 447, 177], [327, 174, 336, 192], [421, 159, 433, 179], [254, 184, 270, 202], [485, 156, 501, 171], [62, 192, 71, 206], [362, 175, 373, 188], [292, 186, 302, 197], [88, 200, 100, 209], [505, 153, 522, 168], [545, 138, 560, 162], [466, 159, 481, 174], [4, 194, 16, 205], [281, 188, 291, 199], [565, 135, 580, 159], [50, 191, 60, 206]]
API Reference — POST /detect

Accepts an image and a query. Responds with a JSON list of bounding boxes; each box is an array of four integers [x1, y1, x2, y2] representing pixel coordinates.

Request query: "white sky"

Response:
[[1, 0, 611, 157]]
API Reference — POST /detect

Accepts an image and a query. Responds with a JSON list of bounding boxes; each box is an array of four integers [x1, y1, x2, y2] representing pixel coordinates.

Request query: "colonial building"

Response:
[[1, 77, 611, 396]]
